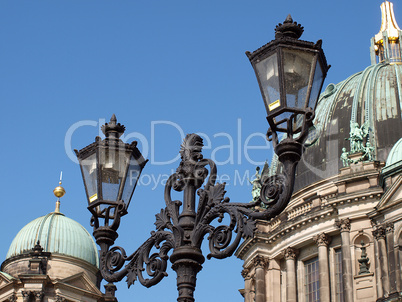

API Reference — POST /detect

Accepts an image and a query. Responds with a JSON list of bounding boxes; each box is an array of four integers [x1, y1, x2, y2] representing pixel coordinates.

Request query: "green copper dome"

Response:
[[6, 212, 99, 267], [386, 137, 402, 166], [287, 62, 402, 191]]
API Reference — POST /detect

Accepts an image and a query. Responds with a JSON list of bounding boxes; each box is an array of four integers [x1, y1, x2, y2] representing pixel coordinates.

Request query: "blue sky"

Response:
[[0, 1, 394, 301]]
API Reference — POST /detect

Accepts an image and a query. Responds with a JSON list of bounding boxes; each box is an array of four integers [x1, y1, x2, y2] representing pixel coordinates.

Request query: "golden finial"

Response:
[[375, 1, 401, 44], [53, 172, 66, 213]]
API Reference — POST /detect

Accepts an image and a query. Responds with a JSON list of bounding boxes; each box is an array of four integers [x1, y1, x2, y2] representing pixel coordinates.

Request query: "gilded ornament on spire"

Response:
[[372, 1, 402, 63], [375, 1, 400, 44], [53, 172, 66, 213]]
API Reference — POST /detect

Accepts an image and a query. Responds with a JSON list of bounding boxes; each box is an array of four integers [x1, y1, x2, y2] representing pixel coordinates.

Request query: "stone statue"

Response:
[[340, 147, 351, 167], [342, 121, 375, 165], [358, 240, 370, 275], [348, 121, 370, 153], [249, 162, 269, 202], [363, 142, 375, 161]]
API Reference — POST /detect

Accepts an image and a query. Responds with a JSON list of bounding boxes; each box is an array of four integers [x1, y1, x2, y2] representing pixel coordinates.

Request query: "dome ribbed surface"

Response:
[[6, 212, 99, 267], [269, 62, 402, 192], [386, 137, 402, 167]]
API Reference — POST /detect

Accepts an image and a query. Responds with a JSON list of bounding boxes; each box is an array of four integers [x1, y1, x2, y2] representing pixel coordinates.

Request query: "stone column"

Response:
[[313, 233, 331, 302], [394, 238, 401, 293], [373, 225, 390, 296], [267, 259, 281, 302], [283, 247, 298, 302], [253, 255, 268, 302], [385, 223, 397, 294], [336, 218, 353, 302], [373, 237, 383, 298], [241, 269, 253, 302]]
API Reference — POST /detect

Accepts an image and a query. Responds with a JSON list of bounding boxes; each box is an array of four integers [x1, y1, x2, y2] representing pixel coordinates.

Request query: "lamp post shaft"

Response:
[[179, 184, 197, 234], [171, 246, 204, 302], [172, 167, 204, 301]]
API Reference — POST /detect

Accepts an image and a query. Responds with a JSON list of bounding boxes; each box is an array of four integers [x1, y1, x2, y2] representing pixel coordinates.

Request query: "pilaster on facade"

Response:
[[373, 224, 391, 297], [314, 233, 331, 302], [372, 222, 400, 298], [336, 218, 354, 302], [251, 255, 268, 302], [240, 269, 253, 302], [283, 247, 298, 302]]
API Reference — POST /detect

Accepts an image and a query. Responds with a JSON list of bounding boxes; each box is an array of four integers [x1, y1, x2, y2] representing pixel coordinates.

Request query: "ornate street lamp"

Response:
[[246, 15, 329, 211], [76, 16, 328, 302], [247, 15, 329, 146], [75, 114, 148, 243]]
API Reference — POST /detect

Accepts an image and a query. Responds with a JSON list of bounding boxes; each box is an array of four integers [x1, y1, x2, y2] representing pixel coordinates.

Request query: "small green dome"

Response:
[[6, 212, 99, 267], [386, 138, 402, 167]]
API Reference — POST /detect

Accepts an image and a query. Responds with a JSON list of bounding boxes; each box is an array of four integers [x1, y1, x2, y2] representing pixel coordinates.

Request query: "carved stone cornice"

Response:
[[283, 247, 298, 260], [373, 226, 386, 240], [335, 218, 351, 232], [253, 255, 268, 269], [313, 233, 332, 247]]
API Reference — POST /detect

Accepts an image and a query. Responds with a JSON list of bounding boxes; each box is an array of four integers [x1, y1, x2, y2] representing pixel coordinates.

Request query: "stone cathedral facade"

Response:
[[236, 2, 402, 302]]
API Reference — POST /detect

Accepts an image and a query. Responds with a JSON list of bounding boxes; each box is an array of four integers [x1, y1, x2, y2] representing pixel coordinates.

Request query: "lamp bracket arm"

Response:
[[250, 157, 298, 220], [191, 181, 257, 260], [100, 230, 175, 289]]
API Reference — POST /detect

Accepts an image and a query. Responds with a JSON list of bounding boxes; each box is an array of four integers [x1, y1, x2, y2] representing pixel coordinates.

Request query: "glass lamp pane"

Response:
[[100, 148, 130, 202], [255, 53, 281, 113], [80, 153, 98, 204], [308, 60, 324, 110], [283, 49, 314, 109], [121, 155, 142, 207]]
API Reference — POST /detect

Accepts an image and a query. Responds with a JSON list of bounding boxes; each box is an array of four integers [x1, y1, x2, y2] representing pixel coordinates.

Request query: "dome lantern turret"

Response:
[[371, 1, 402, 64]]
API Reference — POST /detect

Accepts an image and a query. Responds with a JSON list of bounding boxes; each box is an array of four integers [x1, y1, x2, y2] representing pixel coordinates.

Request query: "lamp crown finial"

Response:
[[275, 14, 304, 39], [102, 114, 126, 138]]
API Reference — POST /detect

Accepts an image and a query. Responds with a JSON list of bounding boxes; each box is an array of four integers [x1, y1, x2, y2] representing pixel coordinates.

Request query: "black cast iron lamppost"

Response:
[[75, 16, 329, 302]]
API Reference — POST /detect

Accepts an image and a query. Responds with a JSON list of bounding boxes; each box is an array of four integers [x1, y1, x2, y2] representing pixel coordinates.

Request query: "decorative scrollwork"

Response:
[[92, 132, 301, 302], [127, 231, 174, 288], [259, 174, 285, 206], [105, 247, 127, 272]]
